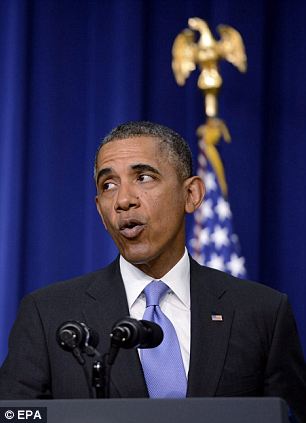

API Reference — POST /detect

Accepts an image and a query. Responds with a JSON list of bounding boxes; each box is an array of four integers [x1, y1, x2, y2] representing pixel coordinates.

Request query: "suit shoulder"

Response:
[[26, 259, 119, 303], [191, 258, 286, 307]]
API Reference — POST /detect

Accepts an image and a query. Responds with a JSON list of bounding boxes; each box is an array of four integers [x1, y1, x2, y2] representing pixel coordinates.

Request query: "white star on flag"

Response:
[[207, 253, 225, 272], [215, 197, 232, 220], [226, 254, 246, 277], [199, 227, 210, 246], [204, 171, 217, 192], [201, 199, 214, 219], [211, 225, 230, 249]]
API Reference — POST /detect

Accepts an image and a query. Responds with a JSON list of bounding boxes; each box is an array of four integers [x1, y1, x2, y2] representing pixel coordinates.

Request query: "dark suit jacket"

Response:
[[0, 257, 306, 421]]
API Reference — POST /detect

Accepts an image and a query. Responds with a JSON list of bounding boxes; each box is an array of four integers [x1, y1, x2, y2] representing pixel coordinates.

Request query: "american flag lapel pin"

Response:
[[211, 313, 223, 321]]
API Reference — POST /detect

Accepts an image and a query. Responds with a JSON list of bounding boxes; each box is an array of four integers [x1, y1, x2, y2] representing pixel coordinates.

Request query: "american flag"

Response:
[[189, 140, 247, 279]]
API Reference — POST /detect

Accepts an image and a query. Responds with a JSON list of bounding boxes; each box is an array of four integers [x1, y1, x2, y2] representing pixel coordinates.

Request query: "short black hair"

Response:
[[94, 121, 193, 182]]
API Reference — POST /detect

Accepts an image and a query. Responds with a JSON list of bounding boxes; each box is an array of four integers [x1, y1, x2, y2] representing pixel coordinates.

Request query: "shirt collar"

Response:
[[119, 248, 190, 309]]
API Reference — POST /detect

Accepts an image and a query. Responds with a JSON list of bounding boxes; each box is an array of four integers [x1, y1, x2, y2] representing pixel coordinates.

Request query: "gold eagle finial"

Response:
[[172, 17, 246, 117], [172, 18, 247, 196]]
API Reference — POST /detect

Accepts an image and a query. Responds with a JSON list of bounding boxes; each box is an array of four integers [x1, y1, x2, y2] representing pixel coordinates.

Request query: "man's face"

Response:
[[95, 136, 191, 277]]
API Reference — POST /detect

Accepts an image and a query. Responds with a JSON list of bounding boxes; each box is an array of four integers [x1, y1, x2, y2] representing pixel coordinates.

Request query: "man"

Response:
[[0, 122, 305, 421]]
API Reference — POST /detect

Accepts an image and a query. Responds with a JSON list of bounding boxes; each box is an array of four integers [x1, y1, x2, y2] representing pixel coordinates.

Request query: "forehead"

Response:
[[96, 136, 167, 169]]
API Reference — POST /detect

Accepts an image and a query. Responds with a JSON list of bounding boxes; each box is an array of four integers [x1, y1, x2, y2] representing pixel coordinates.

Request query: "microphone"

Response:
[[56, 321, 99, 364], [109, 317, 163, 362], [106, 317, 164, 396]]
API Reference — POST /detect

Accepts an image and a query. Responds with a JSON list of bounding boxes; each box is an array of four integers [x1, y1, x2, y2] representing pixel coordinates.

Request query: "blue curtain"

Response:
[[1, 0, 305, 364]]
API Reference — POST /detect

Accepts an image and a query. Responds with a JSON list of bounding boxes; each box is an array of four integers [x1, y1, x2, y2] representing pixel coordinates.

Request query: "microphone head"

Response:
[[110, 317, 163, 349], [56, 321, 99, 352], [140, 319, 163, 348]]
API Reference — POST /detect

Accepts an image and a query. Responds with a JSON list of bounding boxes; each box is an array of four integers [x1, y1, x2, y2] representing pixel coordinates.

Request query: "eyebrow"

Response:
[[96, 167, 112, 185], [131, 163, 161, 175], [96, 163, 161, 185]]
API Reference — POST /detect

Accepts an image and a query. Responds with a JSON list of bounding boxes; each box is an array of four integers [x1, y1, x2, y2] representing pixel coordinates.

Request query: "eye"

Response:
[[138, 174, 155, 183], [102, 181, 116, 191]]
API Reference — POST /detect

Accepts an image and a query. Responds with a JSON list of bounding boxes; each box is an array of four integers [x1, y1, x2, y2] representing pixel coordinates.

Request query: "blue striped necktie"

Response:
[[141, 280, 187, 398]]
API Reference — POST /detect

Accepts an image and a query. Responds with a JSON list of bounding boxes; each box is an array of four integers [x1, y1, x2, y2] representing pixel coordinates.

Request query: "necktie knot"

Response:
[[144, 280, 169, 307]]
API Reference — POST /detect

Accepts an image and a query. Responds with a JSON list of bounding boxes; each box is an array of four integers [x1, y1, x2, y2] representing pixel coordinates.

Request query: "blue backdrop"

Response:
[[1, 0, 306, 364]]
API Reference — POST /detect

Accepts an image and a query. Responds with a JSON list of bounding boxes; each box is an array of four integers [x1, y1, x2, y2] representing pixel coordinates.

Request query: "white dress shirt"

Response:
[[119, 248, 191, 375]]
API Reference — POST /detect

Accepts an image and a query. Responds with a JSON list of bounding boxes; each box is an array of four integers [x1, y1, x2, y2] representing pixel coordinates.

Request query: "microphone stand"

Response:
[[92, 351, 118, 398], [103, 345, 121, 398], [70, 346, 94, 399], [87, 347, 108, 399], [92, 359, 105, 398]]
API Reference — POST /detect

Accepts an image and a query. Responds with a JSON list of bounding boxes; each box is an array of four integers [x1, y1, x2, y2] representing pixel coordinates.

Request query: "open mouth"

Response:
[[119, 220, 145, 239]]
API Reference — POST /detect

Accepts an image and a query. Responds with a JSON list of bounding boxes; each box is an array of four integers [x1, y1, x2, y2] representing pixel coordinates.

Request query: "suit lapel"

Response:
[[187, 258, 235, 397], [82, 258, 148, 397]]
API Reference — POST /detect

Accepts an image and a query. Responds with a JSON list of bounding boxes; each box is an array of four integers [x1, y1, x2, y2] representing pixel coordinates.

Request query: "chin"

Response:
[[121, 245, 155, 265]]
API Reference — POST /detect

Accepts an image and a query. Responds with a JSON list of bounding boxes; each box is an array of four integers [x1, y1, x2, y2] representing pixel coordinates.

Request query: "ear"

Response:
[[183, 176, 205, 214], [95, 195, 108, 231]]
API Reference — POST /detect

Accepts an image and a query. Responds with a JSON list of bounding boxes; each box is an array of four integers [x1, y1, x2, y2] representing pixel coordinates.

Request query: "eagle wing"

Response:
[[172, 29, 197, 86], [217, 25, 247, 72]]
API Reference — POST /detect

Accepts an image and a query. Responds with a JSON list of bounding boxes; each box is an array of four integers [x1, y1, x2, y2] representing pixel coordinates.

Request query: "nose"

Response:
[[114, 182, 140, 212]]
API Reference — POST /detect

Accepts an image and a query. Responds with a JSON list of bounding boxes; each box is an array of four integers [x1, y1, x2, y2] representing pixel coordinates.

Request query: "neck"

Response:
[[133, 247, 186, 279]]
